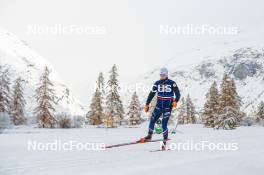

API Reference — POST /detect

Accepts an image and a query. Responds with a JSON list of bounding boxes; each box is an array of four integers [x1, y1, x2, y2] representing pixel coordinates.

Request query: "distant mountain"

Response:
[[0, 28, 86, 119], [142, 47, 264, 113]]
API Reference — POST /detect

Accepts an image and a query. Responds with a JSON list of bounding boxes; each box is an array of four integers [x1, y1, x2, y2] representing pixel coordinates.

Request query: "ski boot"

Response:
[[161, 140, 168, 150], [139, 134, 152, 143]]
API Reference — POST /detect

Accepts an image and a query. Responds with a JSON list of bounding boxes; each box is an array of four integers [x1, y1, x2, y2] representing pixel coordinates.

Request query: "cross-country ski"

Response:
[[105, 138, 165, 149], [149, 148, 171, 152]]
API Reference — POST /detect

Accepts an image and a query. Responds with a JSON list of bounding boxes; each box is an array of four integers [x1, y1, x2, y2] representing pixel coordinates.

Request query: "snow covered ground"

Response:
[[0, 124, 264, 175]]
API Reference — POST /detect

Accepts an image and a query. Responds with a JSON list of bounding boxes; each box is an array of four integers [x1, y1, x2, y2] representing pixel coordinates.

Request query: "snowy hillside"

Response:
[[0, 28, 86, 117], [142, 46, 264, 113]]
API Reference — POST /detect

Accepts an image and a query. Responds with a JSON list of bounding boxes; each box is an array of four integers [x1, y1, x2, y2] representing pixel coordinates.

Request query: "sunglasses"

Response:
[[160, 74, 167, 77]]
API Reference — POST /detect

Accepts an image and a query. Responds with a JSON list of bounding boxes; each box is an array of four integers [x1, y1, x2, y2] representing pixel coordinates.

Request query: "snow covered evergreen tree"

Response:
[[97, 72, 106, 122], [105, 65, 124, 127], [0, 65, 11, 114], [256, 101, 264, 121], [215, 106, 242, 129], [72, 115, 85, 128], [203, 81, 219, 127], [215, 73, 242, 129], [230, 78, 242, 110], [97, 72, 106, 111], [177, 97, 187, 124], [57, 113, 72, 128], [97, 72, 105, 95], [218, 74, 241, 113], [11, 77, 26, 125], [34, 66, 57, 128], [127, 92, 142, 125], [87, 73, 104, 125], [177, 96, 196, 124], [186, 94, 196, 124]]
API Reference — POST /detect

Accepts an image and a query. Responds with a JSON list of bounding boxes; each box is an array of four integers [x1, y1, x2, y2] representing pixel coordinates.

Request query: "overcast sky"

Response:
[[0, 0, 264, 104]]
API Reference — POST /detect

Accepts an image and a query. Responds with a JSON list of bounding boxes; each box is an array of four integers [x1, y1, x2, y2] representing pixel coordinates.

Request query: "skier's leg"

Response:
[[148, 107, 162, 135], [162, 110, 171, 141]]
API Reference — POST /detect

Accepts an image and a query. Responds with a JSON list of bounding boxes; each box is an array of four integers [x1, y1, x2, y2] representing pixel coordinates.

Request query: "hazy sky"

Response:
[[0, 0, 264, 104]]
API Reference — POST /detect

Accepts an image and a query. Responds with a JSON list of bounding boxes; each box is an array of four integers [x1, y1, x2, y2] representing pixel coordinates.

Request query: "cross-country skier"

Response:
[[142, 67, 181, 149]]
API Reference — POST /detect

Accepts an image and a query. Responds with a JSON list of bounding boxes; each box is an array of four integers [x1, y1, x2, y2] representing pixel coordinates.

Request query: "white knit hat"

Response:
[[160, 67, 168, 76]]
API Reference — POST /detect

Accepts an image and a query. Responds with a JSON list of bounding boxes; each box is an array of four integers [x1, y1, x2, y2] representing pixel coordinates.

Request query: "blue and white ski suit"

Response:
[[146, 78, 181, 140]]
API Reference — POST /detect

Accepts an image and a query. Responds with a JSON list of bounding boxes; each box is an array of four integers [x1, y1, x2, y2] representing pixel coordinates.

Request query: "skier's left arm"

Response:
[[172, 82, 181, 102]]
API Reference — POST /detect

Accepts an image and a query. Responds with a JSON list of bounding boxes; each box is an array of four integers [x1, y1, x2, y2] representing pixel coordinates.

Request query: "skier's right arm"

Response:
[[146, 82, 158, 105]]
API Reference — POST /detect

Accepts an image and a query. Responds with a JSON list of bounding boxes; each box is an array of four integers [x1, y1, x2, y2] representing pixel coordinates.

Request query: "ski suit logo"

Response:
[[154, 84, 172, 93]]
